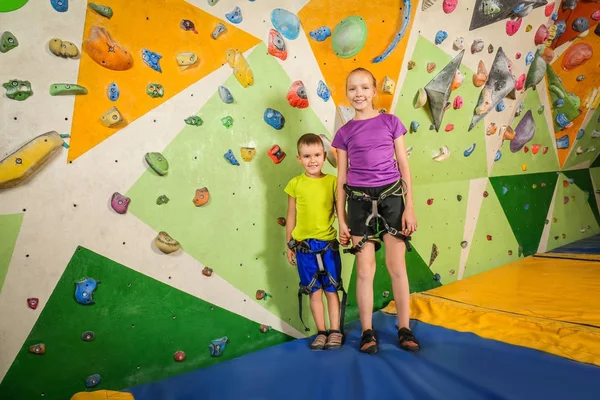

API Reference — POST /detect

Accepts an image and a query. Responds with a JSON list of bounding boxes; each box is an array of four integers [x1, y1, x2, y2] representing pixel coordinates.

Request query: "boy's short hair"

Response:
[[297, 133, 324, 154]]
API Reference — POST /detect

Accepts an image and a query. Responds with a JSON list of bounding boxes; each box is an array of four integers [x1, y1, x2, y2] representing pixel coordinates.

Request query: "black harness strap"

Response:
[[288, 239, 347, 334], [343, 179, 413, 255]]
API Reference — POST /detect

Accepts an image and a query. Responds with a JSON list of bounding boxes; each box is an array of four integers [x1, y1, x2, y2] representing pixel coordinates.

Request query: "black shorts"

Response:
[[346, 181, 405, 238]]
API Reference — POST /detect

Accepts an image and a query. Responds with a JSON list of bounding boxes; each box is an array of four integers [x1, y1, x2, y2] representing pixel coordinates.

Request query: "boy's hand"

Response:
[[339, 223, 351, 246], [287, 248, 296, 266]]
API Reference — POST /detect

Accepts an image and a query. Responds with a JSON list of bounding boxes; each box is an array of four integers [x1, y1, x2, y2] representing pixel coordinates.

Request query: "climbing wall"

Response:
[[2, 1, 600, 399]]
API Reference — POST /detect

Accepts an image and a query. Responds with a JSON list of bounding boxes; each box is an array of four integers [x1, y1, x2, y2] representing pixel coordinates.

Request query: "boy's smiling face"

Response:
[[297, 143, 325, 177]]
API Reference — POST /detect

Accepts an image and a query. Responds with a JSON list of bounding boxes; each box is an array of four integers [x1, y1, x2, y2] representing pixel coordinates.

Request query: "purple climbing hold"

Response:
[[110, 192, 130, 214], [510, 110, 535, 153]]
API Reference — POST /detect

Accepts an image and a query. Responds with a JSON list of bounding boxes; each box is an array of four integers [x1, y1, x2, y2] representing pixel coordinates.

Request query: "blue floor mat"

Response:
[[551, 234, 600, 254], [126, 312, 600, 400]]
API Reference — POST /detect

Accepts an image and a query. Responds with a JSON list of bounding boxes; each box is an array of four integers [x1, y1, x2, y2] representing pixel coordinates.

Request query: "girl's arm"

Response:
[[336, 149, 349, 227], [394, 135, 417, 233]]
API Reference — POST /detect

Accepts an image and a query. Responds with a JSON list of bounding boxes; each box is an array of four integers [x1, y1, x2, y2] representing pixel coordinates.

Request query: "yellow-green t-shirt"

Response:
[[284, 173, 337, 241]]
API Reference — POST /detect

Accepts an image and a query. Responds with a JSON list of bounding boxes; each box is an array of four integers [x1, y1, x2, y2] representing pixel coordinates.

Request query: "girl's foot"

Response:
[[360, 329, 379, 355], [310, 331, 328, 350], [397, 327, 420, 352], [325, 330, 343, 350]]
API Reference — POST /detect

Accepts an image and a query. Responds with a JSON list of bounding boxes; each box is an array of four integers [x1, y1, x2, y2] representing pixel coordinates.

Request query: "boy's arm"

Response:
[[286, 195, 297, 245]]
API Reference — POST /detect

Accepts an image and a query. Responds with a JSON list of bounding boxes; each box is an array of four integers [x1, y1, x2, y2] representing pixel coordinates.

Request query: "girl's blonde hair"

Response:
[[346, 67, 377, 108]]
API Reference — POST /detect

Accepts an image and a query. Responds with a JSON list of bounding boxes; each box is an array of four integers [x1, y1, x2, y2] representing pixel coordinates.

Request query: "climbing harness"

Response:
[[343, 179, 413, 255], [287, 239, 347, 334]]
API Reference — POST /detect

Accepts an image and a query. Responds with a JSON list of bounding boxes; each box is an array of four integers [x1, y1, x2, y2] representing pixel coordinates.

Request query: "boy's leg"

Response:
[[323, 291, 340, 330], [309, 289, 327, 332]]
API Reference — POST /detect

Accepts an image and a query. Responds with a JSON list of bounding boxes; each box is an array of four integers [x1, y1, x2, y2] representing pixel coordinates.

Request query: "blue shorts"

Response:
[[295, 239, 342, 293]]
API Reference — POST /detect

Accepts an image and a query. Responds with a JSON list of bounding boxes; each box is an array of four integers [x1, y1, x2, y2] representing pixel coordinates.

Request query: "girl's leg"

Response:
[[323, 290, 340, 331], [382, 234, 419, 350], [353, 238, 377, 332]]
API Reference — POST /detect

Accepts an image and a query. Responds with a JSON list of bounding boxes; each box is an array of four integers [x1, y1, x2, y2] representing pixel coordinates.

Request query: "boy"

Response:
[[285, 133, 344, 350]]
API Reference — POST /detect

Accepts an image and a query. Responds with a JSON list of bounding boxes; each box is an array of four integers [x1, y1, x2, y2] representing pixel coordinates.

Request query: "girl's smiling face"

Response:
[[346, 71, 376, 111]]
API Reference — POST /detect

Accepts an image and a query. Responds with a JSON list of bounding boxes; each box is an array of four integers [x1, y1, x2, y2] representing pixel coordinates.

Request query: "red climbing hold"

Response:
[[532, 144, 541, 154], [29, 343, 46, 354], [174, 351, 186, 362], [483, 191, 489, 198], [268, 145, 286, 164], [506, 18, 522, 36], [486, 235, 492, 241], [563, 180, 569, 187], [277, 217, 286, 226], [544, 3, 555, 17], [286, 81, 308, 109], [524, 146, 529, 153], [444, 124, 454, 132], [427, 198, 434, 205], [515, 52, 521, 60], [508, 250, 513, 256], [202, 267, 213, 277], [542, 147, 548, 154], [27, 298, 39, 310]]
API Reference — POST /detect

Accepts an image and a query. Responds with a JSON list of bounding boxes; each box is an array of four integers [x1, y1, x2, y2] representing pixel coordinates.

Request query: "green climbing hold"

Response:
[[0, 31, 18, 53], [144, 152, 169, 176], [185, 116, 203, 126], [49, 84, 88, 96], [156, 195, 170, 205], [221, 116, 233, 128], [332, 15, 367, 59], [0, 0, 28, 12], [89, 3, 113, 18], [3, 79, 33, 101], [146, 83, 164, 98]]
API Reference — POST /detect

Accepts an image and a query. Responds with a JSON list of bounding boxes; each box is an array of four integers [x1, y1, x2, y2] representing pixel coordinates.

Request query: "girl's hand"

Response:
[[402, 208, 417, 236], [287, 248, 296, 266], [339, 223, 352, 246]]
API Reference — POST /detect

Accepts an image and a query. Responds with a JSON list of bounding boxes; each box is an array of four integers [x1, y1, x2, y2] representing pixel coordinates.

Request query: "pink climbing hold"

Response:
[[506, 18, 522, 36], [515, 74, 526, 91], [445, 124, 454, 132], [174, 351, 186, 362], [443, 0, 458, 14], [515, 52, 521, 59], [592, 10, 600, 21], [27, 298, 39, 310], [544, 3, 555, 17], [453, 96, 464, 110], [535, 25, 549, 45], [110, 192, 130, 214]]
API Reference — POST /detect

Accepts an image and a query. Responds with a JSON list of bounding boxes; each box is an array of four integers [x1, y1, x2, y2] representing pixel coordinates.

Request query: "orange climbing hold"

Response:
[[193, 187, 210, 207], [83, 26, 133, 71]]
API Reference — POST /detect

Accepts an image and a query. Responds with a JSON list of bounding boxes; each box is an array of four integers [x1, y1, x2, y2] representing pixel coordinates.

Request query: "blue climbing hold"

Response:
[[525, 51, 534, 66], [524, 204, 530, 210], [142, 48, 162, 73], [433, 273, 441, 282], [209, 336, 229, 357], [317, 80, 330, 102], [85, 374, 101, 388], [224, 149, 240, 166], [75, 277, 99, 305], [226, 6, 243, 24], [502, 186, 508, 195], [218, 86, 234, 104], [410, 120, 419, 133], [496, 100, 505, 112], [309, 26, 331, 42], [551, 12, 558, 21], [555, 98, 564, 108], [577, 129, 585, 140], [271, 8, 300, 40], [556, 113, 569, 128], [494, 150, 502, 162], [572, 17, 589, 33], [50, 0, 68, 12], [434, 30, 448, 45], [555, 20, 566, 37], [108, 82, 119, 101], [264, 108, 285, 130], [464, 143, 476, 157], [373, 0, 411, 63], [556, 135, 569, 149]]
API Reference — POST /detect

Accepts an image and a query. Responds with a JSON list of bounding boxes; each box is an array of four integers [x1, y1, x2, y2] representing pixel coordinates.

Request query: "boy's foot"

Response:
[[310, 331, 328, 350], [397, 327, 420, 352], [360, 329, 379, 355], [325, 330, 343, 350]]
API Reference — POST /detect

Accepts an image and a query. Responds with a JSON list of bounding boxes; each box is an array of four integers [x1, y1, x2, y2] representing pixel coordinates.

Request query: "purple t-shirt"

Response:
[[331, 113, 407, 187]]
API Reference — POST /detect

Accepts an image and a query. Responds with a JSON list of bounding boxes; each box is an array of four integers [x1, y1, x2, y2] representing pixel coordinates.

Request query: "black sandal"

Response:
[[360, 329, 379, 355], [397, 327, 420, 352]]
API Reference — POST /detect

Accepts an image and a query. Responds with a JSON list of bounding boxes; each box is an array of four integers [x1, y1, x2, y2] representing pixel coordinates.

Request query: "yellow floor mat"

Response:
[[534, 253, 600, 261], [405, 256, 600, 366]]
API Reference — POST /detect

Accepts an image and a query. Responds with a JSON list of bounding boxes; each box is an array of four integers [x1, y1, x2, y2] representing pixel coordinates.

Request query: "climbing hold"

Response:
[[407, 61, 416, 70], [525, 50, 546, 91], [471, 39, 484, 54], [86, 374, 101, 388], [268, 29, 287, 60], [464, 143, 476, 157], [83, 27, 133, 70], [410, 121, 419, 133], [425, 50, 464, 132], [444, 124, 454, 132], [524, 146, 529, 153], [502, 125, 515, 141], [521, 164, 528, 171], [268, 145, 286, 164], [174, 351, 186, 362], [185, 116, 203, 126], [525, 51, 534, 66], [453, 96, 463, 109], [3, 79, 33, 101], [556, 135, 569, 149], [577, 129, 585, 140], [180, 19, 198, 34], [555, 98, 565, 108], [317, 80, 330, 102], [515, 52, 521, 59], [176, 52, 198, 70], [427, 198, 434, 206], [49, 83, 88, 96], [473, 60, 488, 87], [211, 23, 226, 39], [483, 191, 489, 198], [429, 243, 439, 267], [510, 110, 535, 152], [107, 82, 119, 101], [202, 267, 213, 277], [427, 62, 436, 73], [332, 15, 367, 58], [453, 37, 464, 51], [460, 241, 468, 249], [287, 80, 308, 108], [240, 147, 257, 162], [572, 17, 589, 32], [144, 152, 169, 176], [452, 70, 464, 91], [264, 108, 285, 129], [29, 344, 46, 355], [27, 298, 39, 310], [224, 149, 240, 166], [457, 195, 463, 201], [432, 146, 450, 162], [221, 116, 233, 128], [382, 76, 395, 95], [495, 150, 502, 162], [556, 113, 569, 128], [515, 102, 524, 117], [319, 134, 338, 168], [309, 26, 332, 42], [256, 290, 272, 300], [443, 102, 452, 111], [277, 217, 287, 226], [48, 37, 79, 58], [0, 31, 18, 53], [50, 0, 68, 12], [218, 86, 234, 104], [414, 87, 428, 109], [576, 75, 585, 82], [372, 0, 411, 63], [155, 232, 181, 254], [209, 337, 229, 357], [193, 187, 210, 207], [271, 8, 300, 40], [226, 49, 254, 87], [486, 122, 498, 136], [260, 324, 272, 333], [591, 9, 600, 21], [496, 99, 505, 112], [156, 195, 169, 205], [89, 3, 113, 18], [561, 43, 593, 71], [531, 144, 541, 155], [142, 48, 163, 73], [208, 0, 218, 5], [110, 192, 130, 214], [506, 18, 522, 36], [435, 30, 448, 45], [541, 48, 554, 63], [81, 331, 95, 341], [74, 277, 100, 305], [443, 0, 458, 13], [486, 235, 492, 241], [534, 25, 549, 45], [226, 6, 243, 24], [515, 74, 525, 91]]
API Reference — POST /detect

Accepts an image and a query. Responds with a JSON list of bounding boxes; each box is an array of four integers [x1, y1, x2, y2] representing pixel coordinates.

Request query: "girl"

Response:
[[331, 67, 419, 355]]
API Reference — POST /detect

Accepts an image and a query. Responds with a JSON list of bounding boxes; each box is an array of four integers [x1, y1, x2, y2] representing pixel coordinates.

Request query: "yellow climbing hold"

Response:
[[71, 390, 134, 400], [0, 131, 65, 190], [521, 164, 527, 171], [226, 49, 253, 88], [532, 184, 537, 189]]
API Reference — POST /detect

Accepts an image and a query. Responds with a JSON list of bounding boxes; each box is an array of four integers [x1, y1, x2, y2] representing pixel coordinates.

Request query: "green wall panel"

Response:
[[0, 213, 24, 293]]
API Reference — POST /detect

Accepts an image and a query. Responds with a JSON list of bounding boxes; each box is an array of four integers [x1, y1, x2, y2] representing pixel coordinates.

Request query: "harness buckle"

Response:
[[387, 227, 399, 236]]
